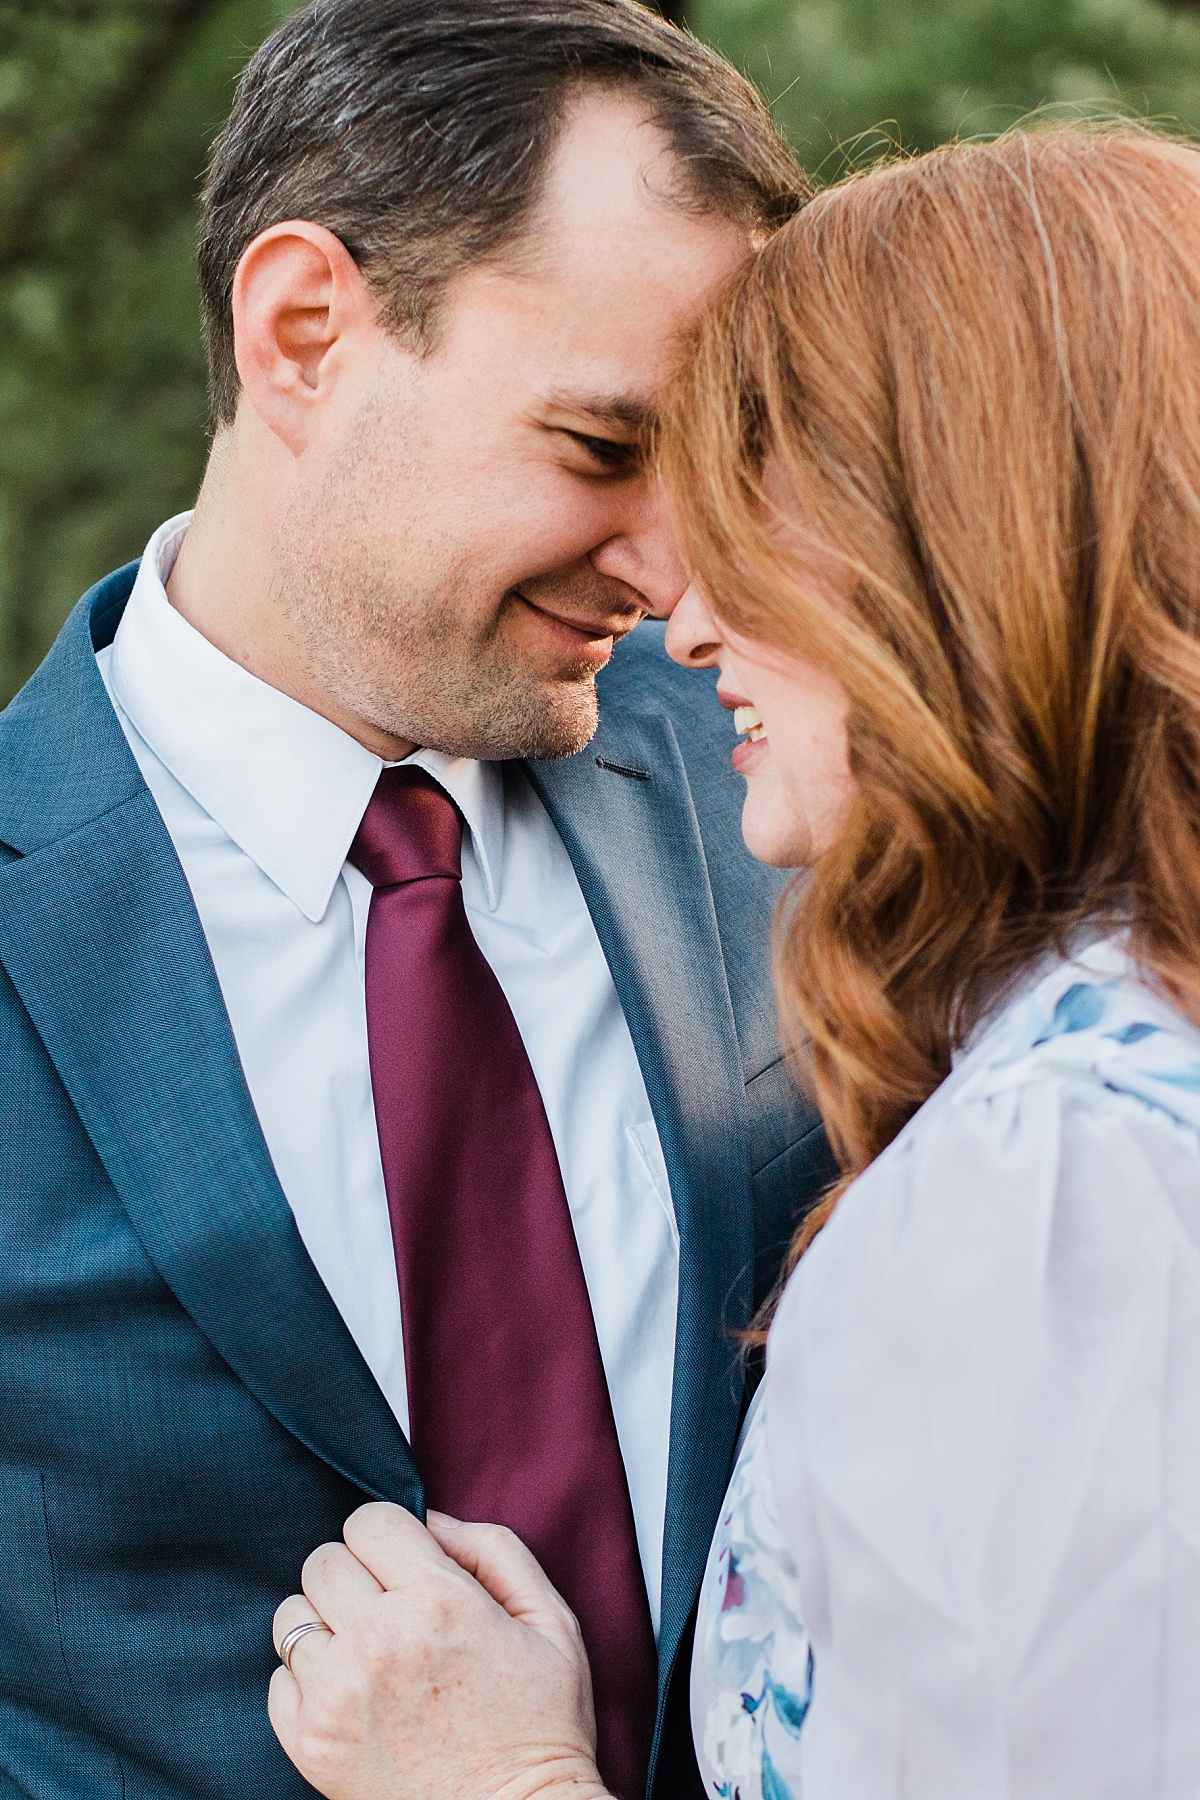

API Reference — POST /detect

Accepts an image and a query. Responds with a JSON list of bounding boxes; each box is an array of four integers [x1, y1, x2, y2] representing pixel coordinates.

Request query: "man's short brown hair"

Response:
[[197, 0, 806, 428]]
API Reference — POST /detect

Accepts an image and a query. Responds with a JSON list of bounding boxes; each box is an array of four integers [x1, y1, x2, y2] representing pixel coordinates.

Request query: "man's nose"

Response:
[[589, 483, 688, 618]]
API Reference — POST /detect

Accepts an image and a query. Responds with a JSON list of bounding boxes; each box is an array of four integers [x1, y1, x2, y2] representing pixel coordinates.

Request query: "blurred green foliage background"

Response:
[[3, 0, 1200, 700]]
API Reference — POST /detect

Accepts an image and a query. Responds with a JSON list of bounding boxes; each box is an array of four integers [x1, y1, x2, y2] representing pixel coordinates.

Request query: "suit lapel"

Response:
[[0, 580, 419, 1510], [529, 709, 754, 1709]]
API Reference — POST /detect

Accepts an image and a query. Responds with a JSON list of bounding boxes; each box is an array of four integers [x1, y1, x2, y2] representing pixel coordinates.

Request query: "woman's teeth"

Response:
[[733, 704, 766, 743]]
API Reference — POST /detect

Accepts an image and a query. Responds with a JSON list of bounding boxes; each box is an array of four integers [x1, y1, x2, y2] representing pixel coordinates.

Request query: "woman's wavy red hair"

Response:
[[663, 126, 1200, 1259]]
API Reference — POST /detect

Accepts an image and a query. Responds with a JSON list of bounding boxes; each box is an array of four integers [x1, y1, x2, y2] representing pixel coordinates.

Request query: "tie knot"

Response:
[[349, 767, 463, 889]]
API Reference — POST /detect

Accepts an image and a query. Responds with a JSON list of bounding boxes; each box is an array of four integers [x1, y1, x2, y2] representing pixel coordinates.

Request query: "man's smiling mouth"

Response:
[[511, 587, 642, 646]]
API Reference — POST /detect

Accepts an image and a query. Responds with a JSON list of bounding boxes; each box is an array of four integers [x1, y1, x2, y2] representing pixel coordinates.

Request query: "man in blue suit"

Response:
[[0, 4, 831, 1796]]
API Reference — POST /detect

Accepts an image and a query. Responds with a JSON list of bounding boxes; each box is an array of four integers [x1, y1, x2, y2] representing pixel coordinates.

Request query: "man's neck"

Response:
[[165, 424, 417, 761]]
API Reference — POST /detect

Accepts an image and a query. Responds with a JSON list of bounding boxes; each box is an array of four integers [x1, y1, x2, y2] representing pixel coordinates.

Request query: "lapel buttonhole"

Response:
[[595, 757, 651, 782]]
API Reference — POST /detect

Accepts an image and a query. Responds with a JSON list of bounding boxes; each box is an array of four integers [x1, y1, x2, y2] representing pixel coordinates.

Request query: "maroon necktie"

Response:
[[349, 766, 658, 1799]]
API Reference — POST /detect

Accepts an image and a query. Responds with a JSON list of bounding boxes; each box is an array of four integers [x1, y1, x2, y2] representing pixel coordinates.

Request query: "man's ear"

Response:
[[231, 221, 370, 456]]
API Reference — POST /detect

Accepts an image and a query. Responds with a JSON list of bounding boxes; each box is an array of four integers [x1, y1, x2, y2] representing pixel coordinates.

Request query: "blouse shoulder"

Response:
[[768, 939, 1200, 1432], [950, 934, 1200, 1124]]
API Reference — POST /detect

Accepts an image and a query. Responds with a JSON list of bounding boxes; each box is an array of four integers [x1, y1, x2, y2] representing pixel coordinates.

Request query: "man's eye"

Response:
[[569, 433, 640, 473]]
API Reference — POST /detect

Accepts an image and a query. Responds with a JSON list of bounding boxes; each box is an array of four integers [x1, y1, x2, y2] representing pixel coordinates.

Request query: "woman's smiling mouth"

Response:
[[733, 704, 765, 742], [730, 700, 768, 775]]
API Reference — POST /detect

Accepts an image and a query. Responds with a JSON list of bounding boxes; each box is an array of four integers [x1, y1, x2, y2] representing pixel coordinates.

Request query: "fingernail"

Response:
[[427, 1510, 463, 1529]]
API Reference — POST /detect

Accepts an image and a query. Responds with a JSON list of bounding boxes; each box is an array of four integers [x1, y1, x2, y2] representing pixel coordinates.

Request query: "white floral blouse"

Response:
[[692, 937, 1200, 1800], [691, 1387, 812, 1800]]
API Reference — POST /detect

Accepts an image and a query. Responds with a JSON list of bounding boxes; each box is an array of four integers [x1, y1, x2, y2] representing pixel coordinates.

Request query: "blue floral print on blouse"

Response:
[[696, 1395, 812, 1800], [981, 942, 1200, 1120]]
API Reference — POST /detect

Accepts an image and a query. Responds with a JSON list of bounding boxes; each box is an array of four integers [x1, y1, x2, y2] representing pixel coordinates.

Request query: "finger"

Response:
[[340, 1500, 454, 1592], [424, 1515, 576, 1632], [267, 1662, 301, 1756], [273, 1591, 326, 1657], [272, 1593, 334, 1683], [300, 1537, 385, 1634]]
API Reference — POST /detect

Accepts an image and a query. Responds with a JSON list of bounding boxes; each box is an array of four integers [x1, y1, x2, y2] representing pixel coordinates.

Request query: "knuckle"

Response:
[[344, 1498, 406, 1551], [272, 1594, 313, 1655], [300, 1540, 341, 1589], [344, 1499, 383, 1542], [272, 1595, 299, 1636]]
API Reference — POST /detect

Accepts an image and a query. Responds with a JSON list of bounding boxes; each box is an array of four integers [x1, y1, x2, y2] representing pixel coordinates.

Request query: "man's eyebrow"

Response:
[[542, 392, 659, 434]]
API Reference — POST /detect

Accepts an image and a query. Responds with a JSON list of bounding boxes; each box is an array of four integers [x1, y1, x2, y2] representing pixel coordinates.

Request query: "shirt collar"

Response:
[[108, 512, 504, 921], [407, 749, 504, 913]]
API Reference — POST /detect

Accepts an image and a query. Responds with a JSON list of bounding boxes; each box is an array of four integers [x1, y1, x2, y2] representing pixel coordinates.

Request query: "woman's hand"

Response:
[[269, 1503, 612, 1800]]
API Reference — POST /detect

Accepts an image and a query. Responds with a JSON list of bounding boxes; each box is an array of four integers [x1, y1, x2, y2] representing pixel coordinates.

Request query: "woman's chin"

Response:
[[740, 794, 812, 870]]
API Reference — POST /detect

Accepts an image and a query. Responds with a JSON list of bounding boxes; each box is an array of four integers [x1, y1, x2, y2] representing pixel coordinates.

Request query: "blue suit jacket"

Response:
[[0, 565, 834, 1800]]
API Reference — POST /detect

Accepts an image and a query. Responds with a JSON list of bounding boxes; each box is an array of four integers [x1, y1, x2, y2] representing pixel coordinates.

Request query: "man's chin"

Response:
[[519, 713, 598, 762], [487, 680, 600, 762], [387, 676, 600, 763]]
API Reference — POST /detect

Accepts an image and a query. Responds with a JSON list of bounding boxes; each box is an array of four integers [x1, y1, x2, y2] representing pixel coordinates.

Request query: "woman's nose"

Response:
[[664, 581, 724, 668]]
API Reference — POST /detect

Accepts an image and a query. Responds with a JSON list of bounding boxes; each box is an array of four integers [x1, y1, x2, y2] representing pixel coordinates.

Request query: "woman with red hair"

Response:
[[273, 125, 1200, 1800]]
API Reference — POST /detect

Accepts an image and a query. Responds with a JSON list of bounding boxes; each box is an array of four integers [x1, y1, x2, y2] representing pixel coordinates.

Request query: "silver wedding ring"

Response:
[[278, 1619, 333, 1674]]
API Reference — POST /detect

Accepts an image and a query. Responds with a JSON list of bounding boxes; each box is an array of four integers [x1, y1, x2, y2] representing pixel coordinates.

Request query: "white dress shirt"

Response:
[[97, 512, 679, 1631]]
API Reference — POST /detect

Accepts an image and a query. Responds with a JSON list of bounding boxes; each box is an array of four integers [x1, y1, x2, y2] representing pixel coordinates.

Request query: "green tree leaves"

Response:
[[692, 0, 1200, 175], [0, 0, 295, 698], [3, 0, 1200, 699]]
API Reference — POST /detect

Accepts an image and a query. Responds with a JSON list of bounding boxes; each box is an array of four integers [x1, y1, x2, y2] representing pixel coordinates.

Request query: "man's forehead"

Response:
[[511, 91, 754, 297]]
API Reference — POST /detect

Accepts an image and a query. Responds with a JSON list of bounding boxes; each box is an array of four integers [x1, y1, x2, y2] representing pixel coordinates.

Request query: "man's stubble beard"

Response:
[[275, 523, 601, 763], [274, 375, 606, 761]]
